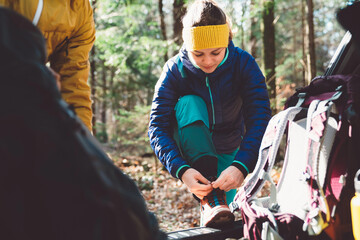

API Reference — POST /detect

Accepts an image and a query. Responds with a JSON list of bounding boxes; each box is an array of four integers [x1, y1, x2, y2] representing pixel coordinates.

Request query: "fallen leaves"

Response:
[[107, 150, 266, 233], [141, 170, 201, 231]]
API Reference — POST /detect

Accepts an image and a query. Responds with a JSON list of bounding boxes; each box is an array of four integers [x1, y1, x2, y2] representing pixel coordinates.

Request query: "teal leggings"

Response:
[[174, 95, 237, 203]]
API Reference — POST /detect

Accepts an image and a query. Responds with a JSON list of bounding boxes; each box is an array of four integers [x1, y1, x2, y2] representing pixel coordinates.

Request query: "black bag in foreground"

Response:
[[0, 7, 166, 240]]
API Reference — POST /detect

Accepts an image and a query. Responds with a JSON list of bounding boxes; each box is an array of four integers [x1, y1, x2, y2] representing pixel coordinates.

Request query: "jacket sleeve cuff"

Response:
[[176, 165, 191, 180], [231, 161, 249, 178]]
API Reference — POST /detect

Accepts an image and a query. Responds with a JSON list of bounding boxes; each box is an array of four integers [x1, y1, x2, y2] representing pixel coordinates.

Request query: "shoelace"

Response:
[[215, 189, 226, 205], [206, 189, 226, 208], [207, 194, 216, 208]]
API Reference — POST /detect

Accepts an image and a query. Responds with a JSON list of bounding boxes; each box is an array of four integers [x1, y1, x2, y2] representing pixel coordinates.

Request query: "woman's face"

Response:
[[188, 47, 226, 74]]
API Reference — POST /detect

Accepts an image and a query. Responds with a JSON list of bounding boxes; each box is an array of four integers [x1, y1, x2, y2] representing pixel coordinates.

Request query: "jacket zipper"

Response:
[[205, 75, 215, 132]]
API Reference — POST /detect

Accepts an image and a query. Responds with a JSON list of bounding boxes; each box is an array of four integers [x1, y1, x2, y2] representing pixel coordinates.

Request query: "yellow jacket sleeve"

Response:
[[0, 0, 95, 131], [49, 1, 95, 131]]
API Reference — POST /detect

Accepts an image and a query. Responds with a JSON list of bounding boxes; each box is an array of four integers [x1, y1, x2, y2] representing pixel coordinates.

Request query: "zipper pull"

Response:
[[205, 76, 209, 87]]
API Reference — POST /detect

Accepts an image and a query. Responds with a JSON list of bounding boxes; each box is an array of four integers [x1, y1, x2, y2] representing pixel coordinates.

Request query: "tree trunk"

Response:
[[173, 0, 186, 47], [240, 1, 247, 50], [101, 61, 108, 143], [158, 0, 168, 62], [262, 0, 276, 114], [301, 0, 307, 87], [293, 26, 297, 85], [306, 0, 316, 85], [90, 0, 97, 135], [109, 67, 115, 111], [250, 0, 257, 59]]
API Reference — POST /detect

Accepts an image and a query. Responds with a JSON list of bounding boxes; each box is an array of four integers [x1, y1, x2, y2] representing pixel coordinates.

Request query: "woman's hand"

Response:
[[48, 67, 61, 90], [212, 166, 244, 192], [181, 168, 213, 199]]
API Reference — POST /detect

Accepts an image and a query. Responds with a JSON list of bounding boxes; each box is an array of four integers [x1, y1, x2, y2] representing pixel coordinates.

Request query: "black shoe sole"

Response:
[[205, 211, 235, 228]]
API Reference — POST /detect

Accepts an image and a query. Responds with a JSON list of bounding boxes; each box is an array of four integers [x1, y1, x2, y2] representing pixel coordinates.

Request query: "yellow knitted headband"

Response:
[[182, 24, 229, 51]]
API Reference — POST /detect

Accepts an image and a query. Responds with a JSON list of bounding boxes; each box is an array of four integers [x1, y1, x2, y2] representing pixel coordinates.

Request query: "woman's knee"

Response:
[[176, 95, 206, 109], [175, 95, 210, 128]]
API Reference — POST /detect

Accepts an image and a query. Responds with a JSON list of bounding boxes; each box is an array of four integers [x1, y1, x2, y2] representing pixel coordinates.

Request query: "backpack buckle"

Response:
[[296, 93, 307, 107]]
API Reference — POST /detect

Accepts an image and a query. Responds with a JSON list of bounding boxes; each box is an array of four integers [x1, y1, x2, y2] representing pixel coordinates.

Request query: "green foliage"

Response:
[[95, 122, 109, 143], [92, 0, 350, 149], [314, 0, 347, 74], [92, 0, 175, 150], [263, 0, 275, 15], [111, 105, 153, 156], [95, 0, 171, 109]]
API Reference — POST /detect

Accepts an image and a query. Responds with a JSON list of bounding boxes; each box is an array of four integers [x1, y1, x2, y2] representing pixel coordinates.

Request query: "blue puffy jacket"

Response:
[[148, 41, 271, 178]]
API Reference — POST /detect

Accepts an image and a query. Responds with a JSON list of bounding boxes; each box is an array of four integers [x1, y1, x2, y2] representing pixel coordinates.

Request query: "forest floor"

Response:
[[108, 151, 205, 232], [106, 148, 282, 233]]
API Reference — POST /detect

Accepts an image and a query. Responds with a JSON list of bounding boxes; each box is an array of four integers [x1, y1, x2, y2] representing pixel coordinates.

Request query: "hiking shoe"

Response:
[[200, 188, 235, 227]]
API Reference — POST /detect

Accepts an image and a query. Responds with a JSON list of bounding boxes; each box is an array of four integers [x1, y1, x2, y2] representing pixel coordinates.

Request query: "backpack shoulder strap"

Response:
[[230, 107, 303, 212]]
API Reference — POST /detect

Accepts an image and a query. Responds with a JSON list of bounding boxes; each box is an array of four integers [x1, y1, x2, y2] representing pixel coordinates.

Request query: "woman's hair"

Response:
[[182, 0, 233, 40]]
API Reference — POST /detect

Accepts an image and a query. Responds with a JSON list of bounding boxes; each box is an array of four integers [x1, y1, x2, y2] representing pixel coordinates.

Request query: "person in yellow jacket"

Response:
[[0, 0, 95, 131]]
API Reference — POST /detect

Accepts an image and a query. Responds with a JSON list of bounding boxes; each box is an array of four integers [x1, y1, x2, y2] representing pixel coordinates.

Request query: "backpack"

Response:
[[229, 2, 360, 239], [0, 7, 166, 240], [230, 73, 360, 240]]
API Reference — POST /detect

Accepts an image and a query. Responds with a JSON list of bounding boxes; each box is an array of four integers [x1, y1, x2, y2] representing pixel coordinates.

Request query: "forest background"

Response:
[[89, 0, 354, 232]]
